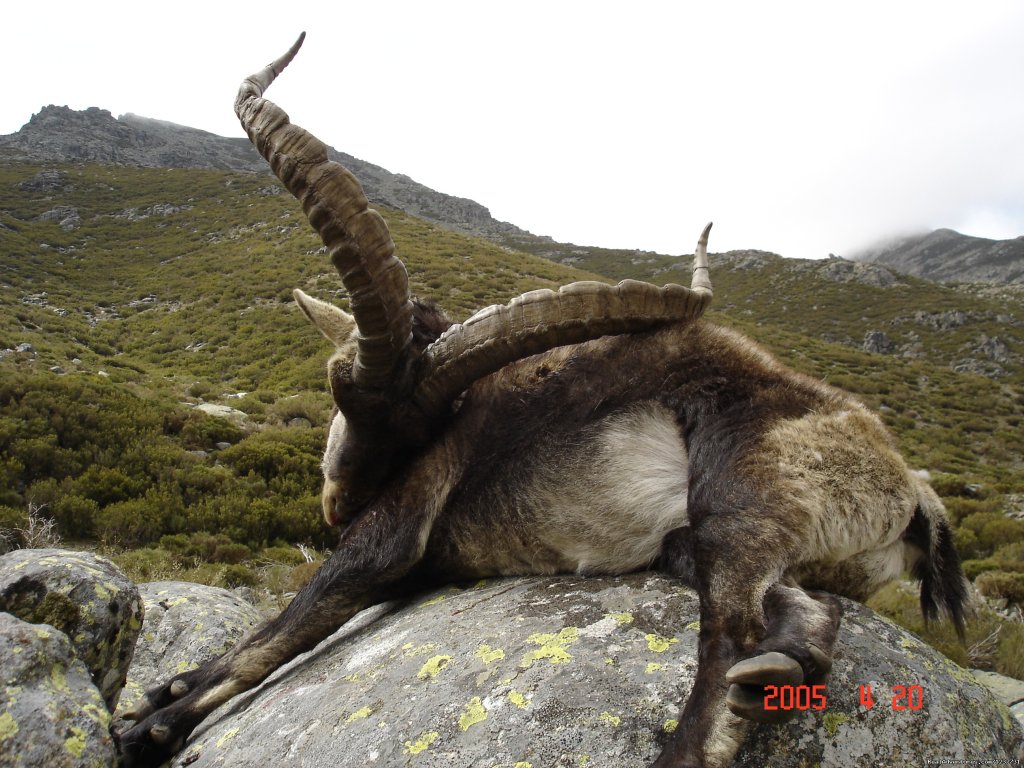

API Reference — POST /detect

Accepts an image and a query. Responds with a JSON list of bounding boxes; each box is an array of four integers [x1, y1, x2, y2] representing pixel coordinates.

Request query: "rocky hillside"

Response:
[[0, 105, 527, 241], [855, 228, 1024, 284]]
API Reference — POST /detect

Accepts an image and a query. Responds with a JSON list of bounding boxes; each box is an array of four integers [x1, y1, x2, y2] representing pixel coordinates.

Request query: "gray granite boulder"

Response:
[[0, 548, 143, 710], [164, 574, 1022, 767], [116, 581, 263, 718], [0, 612, 116, 767]]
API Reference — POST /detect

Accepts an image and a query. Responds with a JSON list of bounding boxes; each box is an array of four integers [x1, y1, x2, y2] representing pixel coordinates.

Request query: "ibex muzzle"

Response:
[[115, 35, 967, 768]]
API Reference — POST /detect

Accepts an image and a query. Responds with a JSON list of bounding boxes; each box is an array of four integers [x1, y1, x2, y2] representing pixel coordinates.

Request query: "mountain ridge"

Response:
[[5, 105, 1022, 283], [0, 105, 527, 242], [854, 228, 1024, 285]]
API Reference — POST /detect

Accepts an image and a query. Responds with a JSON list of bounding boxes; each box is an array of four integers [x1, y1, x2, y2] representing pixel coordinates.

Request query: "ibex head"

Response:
[[235, 33, 714, 527]]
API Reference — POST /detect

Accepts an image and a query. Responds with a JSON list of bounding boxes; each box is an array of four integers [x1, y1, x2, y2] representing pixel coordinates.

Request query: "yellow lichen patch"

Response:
[[459, 696, 488, 731], [81, 703, 111, 728], [417, 655, 453, 680], [607, 612, 634, 626], [645, 633, 678, 653], [344, 706, 374, 725], [685, 621, 701, 632], [508, 690, 530, 709], [216, 727, 240, 748], [404, 643, 438, 658], [476, 644, 506, 664], [579, 755, 592, 766], [420, 594, 447, 607], [35, 627, 51, 640], [599, 712, 621, 727], [822, 713, 848, 737], [50, 664, 69, 692], [520, 627, 579, 668], [404, 731, 439, 755], [0, 711, 19, 741], [513, 763, 533, 768], [645, 662, 664, 674], [663, 719, 679, 733], [65, 726, 87, 758]]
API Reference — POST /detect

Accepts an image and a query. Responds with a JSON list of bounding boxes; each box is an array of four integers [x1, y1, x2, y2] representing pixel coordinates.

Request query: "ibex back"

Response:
[[116, 34, 968, 768]]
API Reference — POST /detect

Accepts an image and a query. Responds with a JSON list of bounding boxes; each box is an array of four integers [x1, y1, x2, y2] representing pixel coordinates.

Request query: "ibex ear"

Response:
[[293, 289, 356, 347]]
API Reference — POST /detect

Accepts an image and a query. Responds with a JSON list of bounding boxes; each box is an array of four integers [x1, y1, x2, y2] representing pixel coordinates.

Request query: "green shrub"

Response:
[[51, 495, 99, 539], [963, 558, 1000, 580], [95, 497, 164, 547], [259, 545, 307, 565], [979, 518, 1024, 553], [266, 393, 331, 427], [219, 564, 260, 588], [112, 547, 179, 582], [953, 527, 981, 561], [179, 411, 245, 450], [976, 571, 1024, 604], [211, 542, 251, 564], [0, 504, 23, 531], [993, 542, 1024, 571], [996, 622, 1024, 680]]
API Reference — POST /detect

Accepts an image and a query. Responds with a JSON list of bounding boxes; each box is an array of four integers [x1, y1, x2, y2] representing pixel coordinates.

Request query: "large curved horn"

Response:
[[413, 223, 713, 414], [235, 33, 412, 390]]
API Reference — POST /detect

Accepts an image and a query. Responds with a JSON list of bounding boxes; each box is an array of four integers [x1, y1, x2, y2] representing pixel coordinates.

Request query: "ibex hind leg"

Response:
[[655, 517, 781, 768], [724, 584, 841, 724], [115, 504, 440, 768]]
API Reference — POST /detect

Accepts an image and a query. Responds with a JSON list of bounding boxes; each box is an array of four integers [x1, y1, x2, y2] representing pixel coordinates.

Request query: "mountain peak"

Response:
[[856, 228, 1024, 284], [0, 105, 526, 240]]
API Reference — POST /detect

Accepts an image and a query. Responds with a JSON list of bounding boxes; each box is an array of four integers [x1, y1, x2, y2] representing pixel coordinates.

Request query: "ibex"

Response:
[[116, 34, 968, 767]]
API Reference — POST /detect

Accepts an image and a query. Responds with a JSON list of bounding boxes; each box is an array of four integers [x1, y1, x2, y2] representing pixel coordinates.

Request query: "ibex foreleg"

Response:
[[115, 502, 440, 767]]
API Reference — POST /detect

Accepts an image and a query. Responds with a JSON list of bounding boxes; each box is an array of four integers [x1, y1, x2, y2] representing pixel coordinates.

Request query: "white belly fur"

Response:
[[536, 402, 689, 574]]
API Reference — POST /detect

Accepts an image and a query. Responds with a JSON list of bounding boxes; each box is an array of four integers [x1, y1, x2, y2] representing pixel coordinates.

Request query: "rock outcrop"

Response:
[[166, 574, 1021, 767], [0, 548, 143, 710], [1, 553, 1021, 767], [116, 581, 263, 718], [0, 612, 116, 767]]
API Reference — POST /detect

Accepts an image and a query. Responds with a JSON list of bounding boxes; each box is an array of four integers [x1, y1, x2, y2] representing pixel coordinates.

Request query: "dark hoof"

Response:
[[806, 643, 833, 681], [727, 682, 800, 724], [113, 717, 186, 768], [725, 651, 803, 686], [725, 651, 805, 724]]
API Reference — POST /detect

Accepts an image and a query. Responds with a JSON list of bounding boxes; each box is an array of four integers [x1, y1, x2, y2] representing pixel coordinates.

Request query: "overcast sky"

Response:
[[4, 1, 1023, 260]]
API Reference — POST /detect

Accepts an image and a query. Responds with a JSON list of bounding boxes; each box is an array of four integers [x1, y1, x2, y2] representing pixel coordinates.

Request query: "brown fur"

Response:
[[118, 315, 968, 768]]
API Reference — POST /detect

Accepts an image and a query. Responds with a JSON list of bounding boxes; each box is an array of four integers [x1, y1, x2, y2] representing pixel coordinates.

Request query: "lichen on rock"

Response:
[[163, 574, 1023, 767], [0, 548, 143, 711], [116, 580, 263, 718], [0, 612, 116, 767]]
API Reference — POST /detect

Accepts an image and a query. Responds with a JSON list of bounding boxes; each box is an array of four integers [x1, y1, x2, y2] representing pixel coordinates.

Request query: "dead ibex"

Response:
[[116, 34, 968, 767]]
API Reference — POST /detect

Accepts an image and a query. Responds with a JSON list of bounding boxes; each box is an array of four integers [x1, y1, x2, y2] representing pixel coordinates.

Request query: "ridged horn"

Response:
[[235, 33, 412, 390], [413, 223, 714, 414]]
